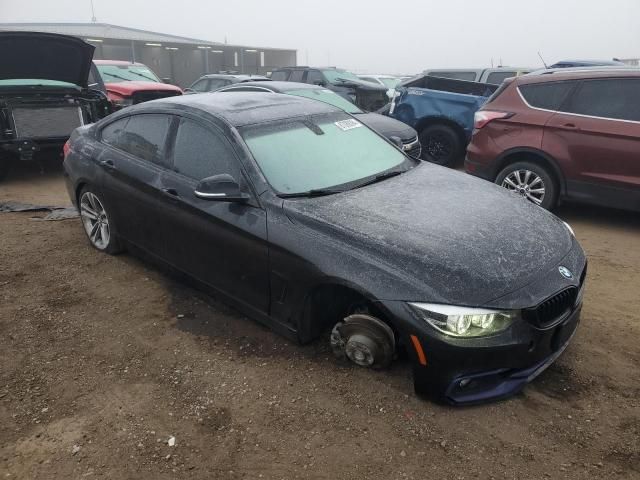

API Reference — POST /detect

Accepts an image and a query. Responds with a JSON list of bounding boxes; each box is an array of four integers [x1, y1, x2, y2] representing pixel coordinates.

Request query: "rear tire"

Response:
[[419, 124, 463, 167], [495, 161, 558, 210], [78, 186, 123, 254]]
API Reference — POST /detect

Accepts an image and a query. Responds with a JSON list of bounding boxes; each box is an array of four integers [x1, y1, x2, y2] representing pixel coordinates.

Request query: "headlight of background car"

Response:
[[563, 221, 575, 237], [408, 303, 518, 338]]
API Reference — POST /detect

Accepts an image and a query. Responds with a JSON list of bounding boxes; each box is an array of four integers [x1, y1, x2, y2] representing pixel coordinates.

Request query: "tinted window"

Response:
[[519, 82, 576, 110], [306, 70, 325, 85], [190, 79, 209, 92], [563, 79, 640, 121], [486, 72, 517, 85], [270, 70, 288, 81], [427, 71, 477, 81], [117, 115, 172, 165], [208, 78, 231, 90], [172, 119, 238, 180], [289, 70, 305, 82], [101, 117, 129, 148]]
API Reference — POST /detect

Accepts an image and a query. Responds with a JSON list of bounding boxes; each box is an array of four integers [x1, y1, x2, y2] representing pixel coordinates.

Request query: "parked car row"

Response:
[[2, 31, 634, 404]]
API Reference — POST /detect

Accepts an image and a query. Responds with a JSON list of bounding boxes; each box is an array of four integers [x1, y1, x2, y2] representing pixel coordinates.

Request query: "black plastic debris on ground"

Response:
[[0, 201, 78, 221]]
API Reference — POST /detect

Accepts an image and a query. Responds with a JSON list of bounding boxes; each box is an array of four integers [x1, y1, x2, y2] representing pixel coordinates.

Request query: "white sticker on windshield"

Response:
[[334, 119, 363, 131]]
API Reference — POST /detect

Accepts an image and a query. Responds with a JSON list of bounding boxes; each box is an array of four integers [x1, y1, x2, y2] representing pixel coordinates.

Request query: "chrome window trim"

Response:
[[516, 84, 640, 125]]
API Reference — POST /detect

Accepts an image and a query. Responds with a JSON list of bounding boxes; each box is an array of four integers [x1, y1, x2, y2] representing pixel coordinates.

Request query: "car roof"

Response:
[[551, 59, 625, 67], [139, 91, 341, 127], [93, 60, 147, 67], [202, 74, 269, 80], [221, 81, 319, 92], [517, 67, 640, 84]]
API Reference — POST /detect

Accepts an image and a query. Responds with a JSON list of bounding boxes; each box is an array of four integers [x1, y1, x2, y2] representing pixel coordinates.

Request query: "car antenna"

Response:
[[538, 51, 549, 69]]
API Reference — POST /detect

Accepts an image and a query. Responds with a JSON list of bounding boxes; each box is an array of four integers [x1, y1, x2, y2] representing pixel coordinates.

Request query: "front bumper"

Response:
[[412, 305, 581, 405], [377, 247, 586, 405]]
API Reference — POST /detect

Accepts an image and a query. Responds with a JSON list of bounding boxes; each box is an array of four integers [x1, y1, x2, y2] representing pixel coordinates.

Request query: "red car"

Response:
[[93, 60, 182, 109], [465, 69, 640, 211]]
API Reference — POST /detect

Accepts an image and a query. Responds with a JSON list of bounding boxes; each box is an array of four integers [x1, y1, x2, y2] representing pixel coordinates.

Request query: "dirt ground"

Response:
[[1, 161, 639, 480]]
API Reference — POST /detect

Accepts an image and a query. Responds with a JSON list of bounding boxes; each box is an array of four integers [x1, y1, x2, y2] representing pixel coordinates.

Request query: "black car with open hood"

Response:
[[0, 31, 111, 179]]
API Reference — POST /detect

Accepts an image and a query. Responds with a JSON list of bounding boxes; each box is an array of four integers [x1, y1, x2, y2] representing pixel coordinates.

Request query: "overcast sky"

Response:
[[3, 0, 639, 74]]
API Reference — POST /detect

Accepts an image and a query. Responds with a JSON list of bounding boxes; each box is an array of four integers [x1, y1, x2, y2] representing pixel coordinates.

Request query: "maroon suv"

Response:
[[465, 69, 640, 211]]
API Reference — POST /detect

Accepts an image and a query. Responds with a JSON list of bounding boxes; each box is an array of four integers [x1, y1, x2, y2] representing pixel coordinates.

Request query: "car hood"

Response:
[[0, 31, 94, 87], [105, 81, 183, 95], [283, 163, 574, 306], [356, 112, 417, 141], [334, 78, 387, 92]]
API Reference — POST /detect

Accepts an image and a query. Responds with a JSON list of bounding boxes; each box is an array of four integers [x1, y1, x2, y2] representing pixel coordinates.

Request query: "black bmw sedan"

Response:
[[63, 92, 587, 405]]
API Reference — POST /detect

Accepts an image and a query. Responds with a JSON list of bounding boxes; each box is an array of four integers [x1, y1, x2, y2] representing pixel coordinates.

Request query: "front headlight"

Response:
[[409, 303, 518, 338]]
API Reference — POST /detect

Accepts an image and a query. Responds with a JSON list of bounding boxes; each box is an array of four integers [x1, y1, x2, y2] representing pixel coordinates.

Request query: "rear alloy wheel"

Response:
[[419, 124, 462, 167], [330, 314, 395, 369], [495, 161, 558, 210], [79, 188, 122, 254]]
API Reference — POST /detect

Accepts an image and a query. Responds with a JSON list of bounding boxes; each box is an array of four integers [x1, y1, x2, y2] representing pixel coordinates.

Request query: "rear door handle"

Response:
[[99, 159, 116, 170], [563, 123, 581, 131]]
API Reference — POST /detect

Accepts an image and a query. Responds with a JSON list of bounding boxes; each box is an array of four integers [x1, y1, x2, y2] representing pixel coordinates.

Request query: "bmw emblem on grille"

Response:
[[558, 266, 573, 279]]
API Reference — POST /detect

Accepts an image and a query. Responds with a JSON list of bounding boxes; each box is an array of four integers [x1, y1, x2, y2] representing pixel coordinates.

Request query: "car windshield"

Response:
[[286, 88, 363, 114], [241, 113, 411, 196], [96, 64, 161, 83], [322, 69, 362, 84], [0, 79, 78, 88]]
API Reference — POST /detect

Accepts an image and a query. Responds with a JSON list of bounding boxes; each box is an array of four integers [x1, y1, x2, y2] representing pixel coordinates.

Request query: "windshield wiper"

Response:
[[350, 170, 404, 190], [129, 70, 159, 82], [280, 188, 344, 198], [103, 72, 131, 82]]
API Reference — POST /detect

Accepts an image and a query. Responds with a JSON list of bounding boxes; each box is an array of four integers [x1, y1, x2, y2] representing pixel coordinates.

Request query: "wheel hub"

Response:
[[501, 169, 546, 206], [330, 314, 395, 369]]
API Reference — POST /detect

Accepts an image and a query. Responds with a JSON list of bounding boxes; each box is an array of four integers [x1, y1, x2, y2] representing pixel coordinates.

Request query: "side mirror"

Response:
[[183, 88, 195, 94], [194, 174, 249, 203], [162, 77, 173, 84], [389, 136, 403, 149], [314, 80, 326, 87]]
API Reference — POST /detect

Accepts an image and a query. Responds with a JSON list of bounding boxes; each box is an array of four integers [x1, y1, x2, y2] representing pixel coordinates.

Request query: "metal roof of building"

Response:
[[0, 22, 295, 52]]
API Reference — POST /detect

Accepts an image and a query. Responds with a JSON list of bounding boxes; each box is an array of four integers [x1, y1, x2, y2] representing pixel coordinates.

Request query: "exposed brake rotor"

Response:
[[330, 314, 395, 369]]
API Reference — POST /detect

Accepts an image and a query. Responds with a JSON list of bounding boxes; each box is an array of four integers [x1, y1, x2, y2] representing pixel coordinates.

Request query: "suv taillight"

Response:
[[474, 111, 514, 129], [63, 140, 71, 158]]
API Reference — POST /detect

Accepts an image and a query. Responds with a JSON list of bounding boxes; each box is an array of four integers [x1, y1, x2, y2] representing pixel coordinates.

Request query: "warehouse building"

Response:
[[0, 22, 297, 87]]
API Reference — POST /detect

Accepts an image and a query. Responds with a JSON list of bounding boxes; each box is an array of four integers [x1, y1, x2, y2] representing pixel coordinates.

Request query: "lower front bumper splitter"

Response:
[[443, 322, 579, 406]]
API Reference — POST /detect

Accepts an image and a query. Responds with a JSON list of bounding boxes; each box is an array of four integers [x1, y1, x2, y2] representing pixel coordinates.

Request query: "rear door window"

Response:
[[208, 78, 231, 90], [519, 82, 576, 110], [270, 70, 288, 81], [306, 70, 325, 85], [190, 79, 210, 92], [562, 79, 640, 121], [101, 117, 130, 148], [116, 114, 172, 166], [172, 118, 239, 180], [485, 71, 517, 85], [289, 70, 305, 82]]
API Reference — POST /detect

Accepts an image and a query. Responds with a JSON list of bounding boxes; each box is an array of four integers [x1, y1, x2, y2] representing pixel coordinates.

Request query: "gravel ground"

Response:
[[1, 163, 639, 479]]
